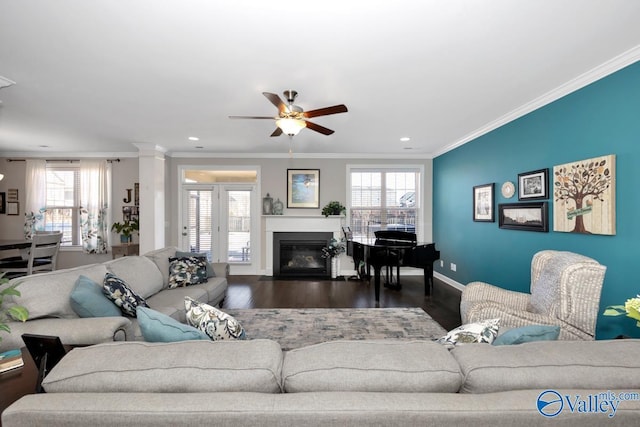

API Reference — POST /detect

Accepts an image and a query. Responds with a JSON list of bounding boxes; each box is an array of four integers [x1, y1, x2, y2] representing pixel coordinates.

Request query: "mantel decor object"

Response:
[[322, 201, 346, 217], [272, 198, 284, 215], [262, 193, 273, 215]]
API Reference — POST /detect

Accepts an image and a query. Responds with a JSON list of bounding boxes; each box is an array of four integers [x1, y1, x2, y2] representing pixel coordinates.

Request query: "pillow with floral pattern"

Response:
[[168, 256, 209, 289], [184, 297, 246, 341], [102, 273, 149, 317], [436, 318, 500, 349]]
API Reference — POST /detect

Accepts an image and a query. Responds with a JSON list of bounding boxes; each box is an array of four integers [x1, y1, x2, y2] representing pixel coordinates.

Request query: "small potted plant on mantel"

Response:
[[322, 201, 346, 217], [111, 218, 139, 244]]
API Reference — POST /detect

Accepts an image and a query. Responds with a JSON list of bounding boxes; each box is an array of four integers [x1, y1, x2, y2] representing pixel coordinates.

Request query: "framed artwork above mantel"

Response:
[[287, 169, 320, 208]]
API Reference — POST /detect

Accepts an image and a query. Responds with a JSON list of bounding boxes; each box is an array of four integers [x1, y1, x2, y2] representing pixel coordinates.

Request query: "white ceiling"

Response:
[[1, 0, 639, 159]]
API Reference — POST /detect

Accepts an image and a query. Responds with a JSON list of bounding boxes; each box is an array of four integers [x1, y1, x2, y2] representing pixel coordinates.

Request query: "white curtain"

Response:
[[79, 160, 111, 254], [24, 159, 47, 239]]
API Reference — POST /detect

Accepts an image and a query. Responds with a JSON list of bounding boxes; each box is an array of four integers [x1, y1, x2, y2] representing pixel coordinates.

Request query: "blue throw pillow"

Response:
[[136, 306, 209, 342], [175, 251, 215, 277], [102, 273, 149, 317], [70, 275, 122, 318], [492, 325, 561, 346]]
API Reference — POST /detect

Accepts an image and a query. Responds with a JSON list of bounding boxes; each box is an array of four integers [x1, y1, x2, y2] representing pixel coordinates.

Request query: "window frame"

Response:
[[346, 164, 424, 241], [44, 164, 81, 247]]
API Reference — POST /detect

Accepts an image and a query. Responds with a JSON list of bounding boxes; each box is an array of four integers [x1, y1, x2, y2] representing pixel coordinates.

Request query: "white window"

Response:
[[348, 166, 421, 240], [44, 166, 80, 246]]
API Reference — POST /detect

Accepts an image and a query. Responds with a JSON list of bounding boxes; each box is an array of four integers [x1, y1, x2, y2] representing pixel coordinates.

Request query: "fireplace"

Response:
[[273, 232, 332, 278]]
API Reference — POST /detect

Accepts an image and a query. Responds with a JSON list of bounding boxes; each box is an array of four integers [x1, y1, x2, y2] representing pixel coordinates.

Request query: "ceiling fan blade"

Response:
[[305, 121, 335, 135], [303, 104, 348, 118], [270, 127, 283, 137], [228, 115, 275, 119], [262, 92, 287, 114]]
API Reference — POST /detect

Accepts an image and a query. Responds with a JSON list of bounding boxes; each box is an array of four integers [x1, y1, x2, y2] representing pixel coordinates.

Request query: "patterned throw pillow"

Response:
[[184, 297, 246, 341], [436, 318, 500, 349], [175, 251, 215, 277], [102, 273, 149, 317], [168, 256, 209, 289]]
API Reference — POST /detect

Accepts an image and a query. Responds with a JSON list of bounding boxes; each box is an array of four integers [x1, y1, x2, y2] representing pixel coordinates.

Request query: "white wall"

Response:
[[0, 156, 432, 271]]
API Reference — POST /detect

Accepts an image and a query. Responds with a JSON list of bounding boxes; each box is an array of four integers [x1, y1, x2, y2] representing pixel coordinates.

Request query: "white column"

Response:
[[134, 143, 166, 254]]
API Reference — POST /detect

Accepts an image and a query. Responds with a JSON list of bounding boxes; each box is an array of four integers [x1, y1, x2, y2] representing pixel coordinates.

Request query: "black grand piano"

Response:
[[347, 230, 440, 305]]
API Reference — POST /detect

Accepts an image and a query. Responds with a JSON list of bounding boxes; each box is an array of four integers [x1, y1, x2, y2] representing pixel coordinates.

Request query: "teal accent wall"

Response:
[[433, 60, 640, 339]]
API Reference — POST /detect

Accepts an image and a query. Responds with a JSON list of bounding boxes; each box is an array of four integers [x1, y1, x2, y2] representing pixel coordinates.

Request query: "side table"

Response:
[[0, 348, 38, 426], [111, 243, 139, 259]]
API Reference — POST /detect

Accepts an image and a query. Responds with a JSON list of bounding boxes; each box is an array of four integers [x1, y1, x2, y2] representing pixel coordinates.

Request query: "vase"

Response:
[[331, 257, 338, 279]]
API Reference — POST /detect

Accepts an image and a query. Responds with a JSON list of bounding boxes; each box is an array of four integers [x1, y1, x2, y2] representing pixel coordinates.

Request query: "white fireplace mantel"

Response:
[[265, 215, 343, 276]]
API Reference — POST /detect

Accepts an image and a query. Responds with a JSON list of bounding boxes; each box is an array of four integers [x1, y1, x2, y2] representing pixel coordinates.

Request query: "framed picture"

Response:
[[518, 168, 548, 200], [7, 188, 18, 202], [0, 192, 5, 214], [499, 202, 548, 232], [473, 183, 495, 222], [7, 201, 19, 216], [287, 169, 320, 208], [553, 154, 615, 235]]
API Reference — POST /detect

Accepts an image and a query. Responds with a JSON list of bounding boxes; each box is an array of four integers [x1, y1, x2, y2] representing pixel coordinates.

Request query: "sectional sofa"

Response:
[[3, 338, 640, 426], [0, 247, 229, 352]]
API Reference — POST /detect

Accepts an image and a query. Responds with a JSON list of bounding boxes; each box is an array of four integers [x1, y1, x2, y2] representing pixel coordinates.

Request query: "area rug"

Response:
[[224, 307, 448, 350]]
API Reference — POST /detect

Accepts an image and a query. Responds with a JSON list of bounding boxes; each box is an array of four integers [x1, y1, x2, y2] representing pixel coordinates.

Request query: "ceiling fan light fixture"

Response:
[[276, 118, 306, 136]]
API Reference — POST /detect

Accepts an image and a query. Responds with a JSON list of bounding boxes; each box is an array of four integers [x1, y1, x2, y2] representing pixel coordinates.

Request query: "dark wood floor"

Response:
[[224, 274, 462, 331]]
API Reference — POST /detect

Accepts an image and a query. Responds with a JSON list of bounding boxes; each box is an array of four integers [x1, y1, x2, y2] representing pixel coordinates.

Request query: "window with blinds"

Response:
[[44, 167, 79, 245], [349, 168, 420, 240]]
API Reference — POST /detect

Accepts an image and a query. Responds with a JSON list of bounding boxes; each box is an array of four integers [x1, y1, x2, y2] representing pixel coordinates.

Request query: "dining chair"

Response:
[[0, 232, 63, 278]]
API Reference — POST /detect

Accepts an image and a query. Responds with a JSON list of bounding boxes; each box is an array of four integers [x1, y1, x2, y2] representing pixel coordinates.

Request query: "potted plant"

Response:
[[111, 218, 139, 243], [322, 201, 346, 217], [0, 274, 29, 344]]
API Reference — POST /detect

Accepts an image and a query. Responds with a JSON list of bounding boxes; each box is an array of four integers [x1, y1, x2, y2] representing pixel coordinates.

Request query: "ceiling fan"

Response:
[[229, 90, 348, 137]]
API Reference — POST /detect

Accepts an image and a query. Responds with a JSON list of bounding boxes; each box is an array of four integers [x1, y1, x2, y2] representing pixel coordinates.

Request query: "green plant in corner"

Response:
[[0, 274, 29, 343], [322, 201, 346, 217], [111, 218, 139, 243]]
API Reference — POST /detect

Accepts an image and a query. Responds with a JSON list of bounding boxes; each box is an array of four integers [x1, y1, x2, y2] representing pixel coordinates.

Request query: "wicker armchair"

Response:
[[460, 250, 606, 340]]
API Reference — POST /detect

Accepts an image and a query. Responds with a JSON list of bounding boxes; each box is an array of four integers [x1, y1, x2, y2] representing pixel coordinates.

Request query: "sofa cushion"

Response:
[[69, 275, 122, 318], [184, 297, 245, 340], [143, 246, 178, 289], [437, 319, 500, 349], [452, 339, 640, 393], [42, 340, 283, 393], [282, 340, 462, 393], [102, 273, 149, 317], [176, 250, 215, 277], [105, 256, 164, 298], [168, 256, 209, 288], [6, 263, 109, 319], [136, 306, 209, 342], [145, 286, 208, 323], [492, 325, 560, 346]]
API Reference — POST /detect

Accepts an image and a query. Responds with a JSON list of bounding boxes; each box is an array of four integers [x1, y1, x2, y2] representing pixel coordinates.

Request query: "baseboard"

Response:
[[434, 272, 465, 292]]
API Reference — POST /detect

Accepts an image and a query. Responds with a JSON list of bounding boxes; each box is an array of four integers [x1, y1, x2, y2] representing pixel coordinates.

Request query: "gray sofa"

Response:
[[3, 338, 640, 426], [0, 247, 229, 352]]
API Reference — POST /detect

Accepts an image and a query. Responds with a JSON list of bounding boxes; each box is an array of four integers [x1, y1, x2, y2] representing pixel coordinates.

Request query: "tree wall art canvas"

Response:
[[553, 154, 615, 235]]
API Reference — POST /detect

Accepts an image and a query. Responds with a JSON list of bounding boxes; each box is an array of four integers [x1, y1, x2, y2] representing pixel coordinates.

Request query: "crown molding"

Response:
[[433, 45, 640, 158]]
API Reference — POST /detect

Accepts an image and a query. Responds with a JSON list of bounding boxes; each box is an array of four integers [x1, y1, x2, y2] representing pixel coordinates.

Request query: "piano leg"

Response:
[[424, 265, 433, 296], [373, 264, 383, 306]]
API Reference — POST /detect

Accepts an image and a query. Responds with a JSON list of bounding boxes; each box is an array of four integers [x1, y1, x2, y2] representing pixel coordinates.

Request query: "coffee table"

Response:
[[0, 348, 38, 427]]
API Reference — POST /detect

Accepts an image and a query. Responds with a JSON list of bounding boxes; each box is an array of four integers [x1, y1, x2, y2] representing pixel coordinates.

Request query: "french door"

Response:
[[181, 184, 255, 272]]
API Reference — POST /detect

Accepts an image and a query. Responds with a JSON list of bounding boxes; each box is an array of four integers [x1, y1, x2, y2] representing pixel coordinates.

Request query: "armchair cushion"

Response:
[[527, 252, 593, 316]]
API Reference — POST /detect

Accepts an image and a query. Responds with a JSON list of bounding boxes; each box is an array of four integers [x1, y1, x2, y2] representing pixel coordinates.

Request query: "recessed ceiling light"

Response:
[[400, 137, 411, 142], [195, 146, 204, 149], [403, 147, 413, 150], [188, 136, 200, 141], [39, 145, 49, 148]]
